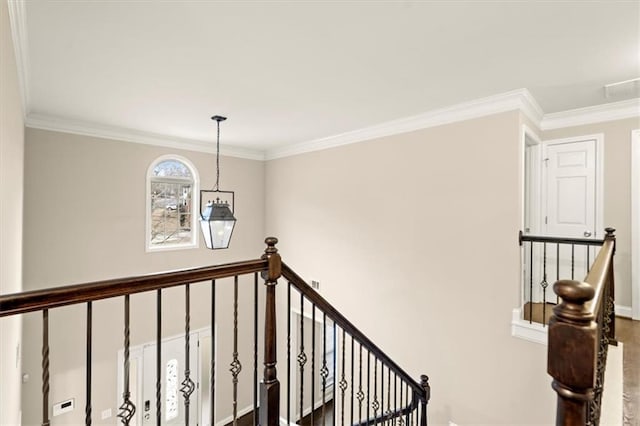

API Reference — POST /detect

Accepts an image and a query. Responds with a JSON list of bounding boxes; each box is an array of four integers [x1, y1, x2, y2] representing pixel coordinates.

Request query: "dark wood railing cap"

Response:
[[553, 280, 595, 324]]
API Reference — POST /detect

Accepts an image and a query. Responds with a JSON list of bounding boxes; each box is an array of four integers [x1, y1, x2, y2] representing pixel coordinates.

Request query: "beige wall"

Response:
[[0, 0, 25, 423], [21, 128, 265, 424], [266, 111, 555, 425], [544, 117, 640, 308]]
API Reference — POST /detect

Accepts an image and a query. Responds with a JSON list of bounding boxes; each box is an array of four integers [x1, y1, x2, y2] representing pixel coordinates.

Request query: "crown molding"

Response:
[[540, 98, 640, 131], [25, 113, 265, 161], [265, 88, 543, 160], [7, 0, 30, 118]]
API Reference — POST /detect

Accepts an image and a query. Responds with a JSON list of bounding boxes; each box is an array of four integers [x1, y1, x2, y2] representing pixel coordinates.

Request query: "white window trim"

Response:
[[146, 154, 199, 252]]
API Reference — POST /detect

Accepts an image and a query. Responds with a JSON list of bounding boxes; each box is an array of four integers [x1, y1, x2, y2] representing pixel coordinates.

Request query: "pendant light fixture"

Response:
[[199, 115, 236, 249]]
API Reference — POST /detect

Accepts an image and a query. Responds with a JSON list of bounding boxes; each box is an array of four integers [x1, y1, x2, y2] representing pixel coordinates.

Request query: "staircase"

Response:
[[0, 234, 617, 425]]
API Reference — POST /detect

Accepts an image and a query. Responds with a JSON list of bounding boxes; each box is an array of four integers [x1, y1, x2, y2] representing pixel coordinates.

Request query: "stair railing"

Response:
[[519, 230, 607, 325], [0, 237, 430, 426], [547, 228, 617, 426]]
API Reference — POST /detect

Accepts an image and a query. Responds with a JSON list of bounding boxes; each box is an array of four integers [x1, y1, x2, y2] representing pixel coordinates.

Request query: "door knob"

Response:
[[584, 231, 592, 237]]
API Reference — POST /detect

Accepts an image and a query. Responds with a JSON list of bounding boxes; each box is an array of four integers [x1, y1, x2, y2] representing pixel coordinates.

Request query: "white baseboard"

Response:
[[511, 308, 548, 345], [615, 304, 633, 319], [216, 404, 255, 426]]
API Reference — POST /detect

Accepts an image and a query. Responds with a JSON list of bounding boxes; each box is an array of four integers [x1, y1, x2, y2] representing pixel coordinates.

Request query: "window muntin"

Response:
[[147, 156, 198, 251]]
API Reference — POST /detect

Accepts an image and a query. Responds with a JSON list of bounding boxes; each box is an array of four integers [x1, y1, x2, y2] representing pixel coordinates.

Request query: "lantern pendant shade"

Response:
[[199, 199, 236, 249]]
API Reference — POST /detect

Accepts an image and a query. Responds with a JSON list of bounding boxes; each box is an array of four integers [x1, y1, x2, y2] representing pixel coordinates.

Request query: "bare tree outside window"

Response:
[[147, 157, 198, 250]]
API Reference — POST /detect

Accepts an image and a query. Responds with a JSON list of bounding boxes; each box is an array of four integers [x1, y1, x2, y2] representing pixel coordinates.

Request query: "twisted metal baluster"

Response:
[[339, 328, 348, 426], [541, 243, 549, 325], [86, 302, 93, 426], [351, 337, 355, 425], [118, 295, 136, 425], [357, 343, 364, 423], [230, 276, 242, 426], [287, 282, 291, 425], [156, 290, 162, 426], [311, 303, 316, 426], [42, 309, 50, 426], [321, 313, 328, 424], [367, 351, 370, 426], [372, 357, 379, 425], [253, 273, 259, 426], [180, 284, 195, 425], [210, 280, 216, 426], [386, 365, 391, 424], [298, 292, 307, 421]]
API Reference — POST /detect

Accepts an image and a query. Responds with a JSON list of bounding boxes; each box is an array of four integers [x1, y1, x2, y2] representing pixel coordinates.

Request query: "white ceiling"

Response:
[[15, 0, 640, 153]]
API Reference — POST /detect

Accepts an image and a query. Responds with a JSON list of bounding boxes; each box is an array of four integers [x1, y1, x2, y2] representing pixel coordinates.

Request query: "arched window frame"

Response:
[[146, 155, 199, 252]]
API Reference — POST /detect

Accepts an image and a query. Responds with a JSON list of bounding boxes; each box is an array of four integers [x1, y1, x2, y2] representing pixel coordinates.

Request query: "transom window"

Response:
[[146, 156, 198, 251]]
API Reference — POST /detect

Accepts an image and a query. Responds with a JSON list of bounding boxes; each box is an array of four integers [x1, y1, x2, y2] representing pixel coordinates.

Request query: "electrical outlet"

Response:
[[311, 280, 320, 290], [101, 408, 112, 420]]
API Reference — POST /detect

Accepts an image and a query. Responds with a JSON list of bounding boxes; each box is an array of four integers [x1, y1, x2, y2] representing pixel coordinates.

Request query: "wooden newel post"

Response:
[[547, 280, 596, 425], [420, 375, 430, 426], [259, 237, 281, 426]]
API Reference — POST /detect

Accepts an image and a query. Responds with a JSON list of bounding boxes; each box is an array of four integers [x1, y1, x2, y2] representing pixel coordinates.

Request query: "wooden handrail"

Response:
[[282, 262, 427, 399], [519, 230, 605, 247], [547, 228, 616, 425], [0, 258, 267, 317]]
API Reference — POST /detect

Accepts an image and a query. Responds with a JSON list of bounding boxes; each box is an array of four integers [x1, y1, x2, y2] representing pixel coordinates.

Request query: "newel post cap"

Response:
[[552, 280, 595, 323], [420, 374, 430, 403], [262, 237, 281, 281]]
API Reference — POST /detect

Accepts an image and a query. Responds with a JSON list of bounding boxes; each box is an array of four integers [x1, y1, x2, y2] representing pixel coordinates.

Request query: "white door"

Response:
[[544, 139, 597, 239], [141, 333, 199, 425], [542, 137, 600, 292]]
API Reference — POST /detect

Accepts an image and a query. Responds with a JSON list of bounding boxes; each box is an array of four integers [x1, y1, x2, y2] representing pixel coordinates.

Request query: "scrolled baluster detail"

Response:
[[118, 295, 136, 425]]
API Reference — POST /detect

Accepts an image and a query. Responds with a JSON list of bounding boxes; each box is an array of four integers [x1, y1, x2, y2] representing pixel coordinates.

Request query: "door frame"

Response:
[[631, 129, 640, 320], [541, 133, 604, 238]]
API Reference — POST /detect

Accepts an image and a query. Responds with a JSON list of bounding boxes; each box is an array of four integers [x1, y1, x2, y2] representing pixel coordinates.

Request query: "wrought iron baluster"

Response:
[[321, 312, 328, 424], [86, 302, 92, 426], [556, 243, 560, 304], [210, 280, 216, 426], [180, 284, 195, 426], [311, 303, 316, 426], [367, 350, 370, 426], [541, 242, 548, 326], [156, 290, 161, 426], [333, 322, 337, 426], [386, 365, 391, 424], [118, 295, 136, 425], [571, 244, 575, 279], [357, 343, 364, 424], [43, 309, 50, 426], [298, 292, 306, 422], [587, 245, 591, 273], [399, 380, 404, 426], [253, 273, 259, 426], [380, 366, 385, 426], [372, 357, 379, 425], [529, 240, 534, 324], [230, 276, 242, 426], [339, 328, 347, 426], [287, 282, 291, 425], [394, 373, 398, 426], [351, 336, 355, 426]]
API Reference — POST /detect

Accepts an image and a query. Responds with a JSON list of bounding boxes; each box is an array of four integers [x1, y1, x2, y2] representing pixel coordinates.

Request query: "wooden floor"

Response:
[[224, 400, 334, 426], [617, 318, 640, 426]]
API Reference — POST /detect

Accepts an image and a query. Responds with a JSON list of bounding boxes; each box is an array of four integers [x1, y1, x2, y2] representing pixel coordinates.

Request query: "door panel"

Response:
[[545, 139, 596, 238], [141, 333, 199, 425]]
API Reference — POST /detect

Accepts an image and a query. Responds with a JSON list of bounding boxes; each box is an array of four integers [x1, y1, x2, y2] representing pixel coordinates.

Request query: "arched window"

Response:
[[146, 155, 199, 251]]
